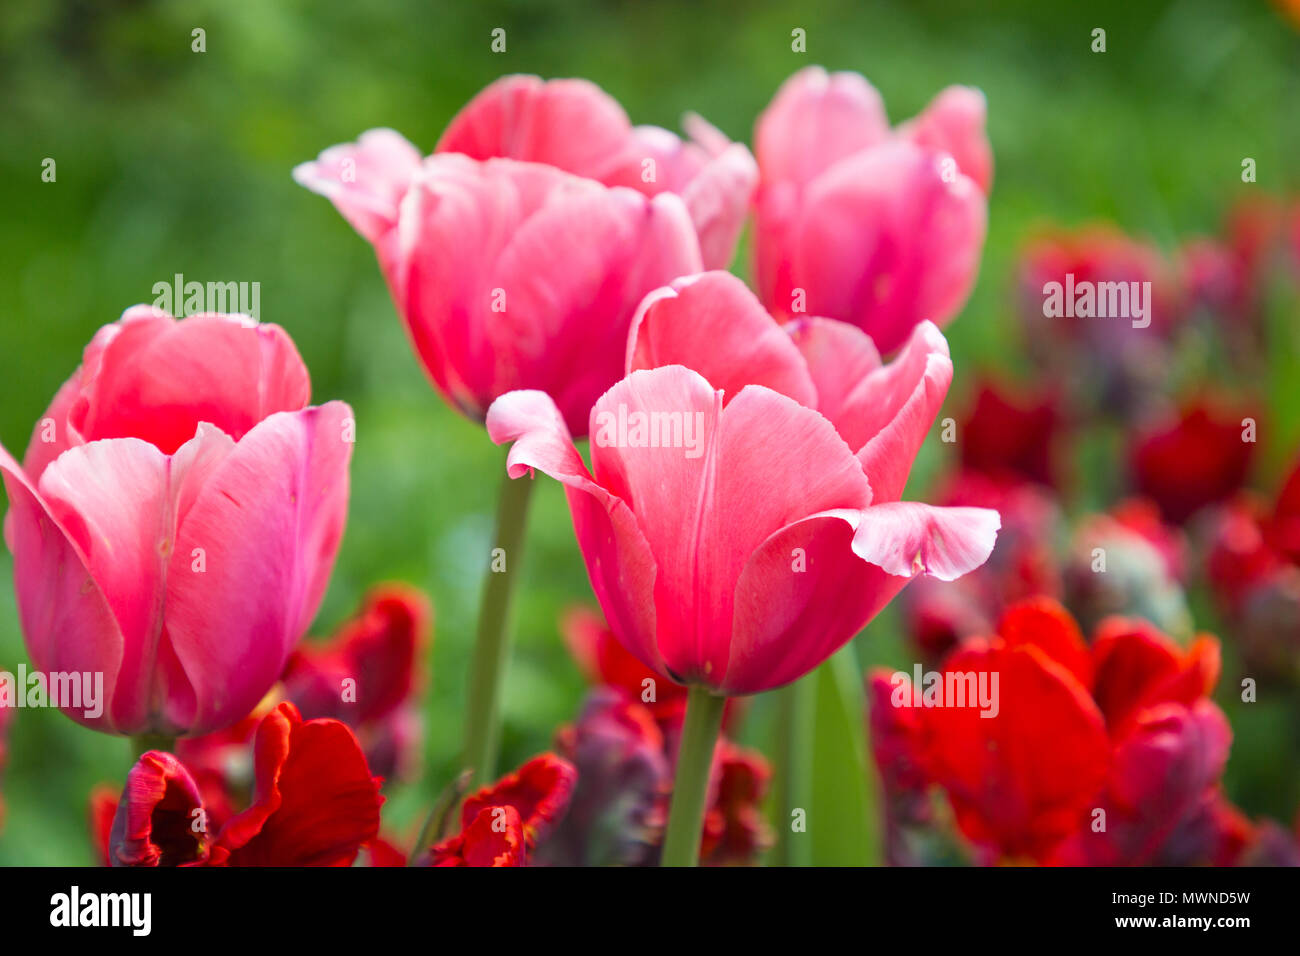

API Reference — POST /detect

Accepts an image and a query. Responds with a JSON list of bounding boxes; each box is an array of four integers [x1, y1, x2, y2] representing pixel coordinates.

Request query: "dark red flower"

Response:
[[1268, 457, 1300, 563], [700, 741, 773, 866], [1089, 618, 1219, 736], [1049, 701, 1232, 866], [280, 584, 431, 781], [959, 380, 1062, 488], [1129, 401, 1255, 524], [108, 752, 211, 867], [429, 805, 527, 867], [108, 702, 383, 867], [426, 754, 577, 867]]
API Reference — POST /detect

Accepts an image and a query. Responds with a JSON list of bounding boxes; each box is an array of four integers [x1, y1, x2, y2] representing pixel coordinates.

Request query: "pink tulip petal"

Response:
[[396, 155, 583, 418], [0, 443, 125, 731], [488, 186, 701, 433], [397, 155, 699, 434], [852, 320, 953, 502], [165, 403, 354, 735], [626, 271, 816, 408], [436, 75, 633, 183], [756, 66, 892, 190], [785, 316, 882, 429], [851, 501, 1001, 582], [681, 141, 758, 270], [71, 311, 311, 456], [771, 140, 987, 354], [292, 128, 423, 245], [486, 389, 664, 675], [898, 85, 993, 195], [725, 512, 907, 694], [593, 370, 872, 683], [21, 371, 84, 483]]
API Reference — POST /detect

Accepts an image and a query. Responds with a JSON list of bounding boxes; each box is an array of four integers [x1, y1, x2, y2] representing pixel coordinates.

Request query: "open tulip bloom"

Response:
[[0, 307, 353, 739], [487, 270, 1001, 863]]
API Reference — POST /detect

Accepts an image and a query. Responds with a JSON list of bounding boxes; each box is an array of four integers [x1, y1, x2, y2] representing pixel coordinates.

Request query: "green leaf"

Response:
[[807, 644, 881, 865]]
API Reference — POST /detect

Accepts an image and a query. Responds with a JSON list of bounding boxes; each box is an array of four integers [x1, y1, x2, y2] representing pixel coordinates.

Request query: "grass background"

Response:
[[0, 0, 1297, 864]]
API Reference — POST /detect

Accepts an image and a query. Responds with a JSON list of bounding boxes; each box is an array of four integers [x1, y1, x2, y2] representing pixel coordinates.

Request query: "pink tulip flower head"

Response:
[[487, 271, 1000, 695], [0, 307, 353, 736], [436, 74, 758, 271], [754, 67, 990, 355], [293, 80, 719, 436]]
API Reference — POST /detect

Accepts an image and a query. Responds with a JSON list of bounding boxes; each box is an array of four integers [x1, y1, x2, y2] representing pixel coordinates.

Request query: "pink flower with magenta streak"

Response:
[[0, 307, 353, 736]]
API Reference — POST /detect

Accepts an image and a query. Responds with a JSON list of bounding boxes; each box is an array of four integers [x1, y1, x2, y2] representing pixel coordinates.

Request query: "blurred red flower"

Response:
[[1129, 400, 1255, 524]]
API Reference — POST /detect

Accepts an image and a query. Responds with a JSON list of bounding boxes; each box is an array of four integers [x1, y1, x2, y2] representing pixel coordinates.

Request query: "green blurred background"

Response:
[[0, 0, 1297, 864]]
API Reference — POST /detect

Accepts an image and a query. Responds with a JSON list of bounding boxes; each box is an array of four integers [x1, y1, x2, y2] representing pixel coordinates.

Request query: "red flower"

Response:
[[917, 613, 1110, 862], [699, 741, 773, 866], [1203, 459, 1300, 680], [427, 754, 577, 867], [429, 806, 527, 868], [895, 598, 1233, 864], [106, 703, 382, 867], [1129, 401, 1255, 524], [281, 584, 431, 780], [959, 381, 1062, 488]]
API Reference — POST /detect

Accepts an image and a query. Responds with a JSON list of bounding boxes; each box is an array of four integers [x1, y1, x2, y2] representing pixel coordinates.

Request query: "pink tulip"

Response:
[[0, 307, 353, 736], [754, 67, 990, 355], [294, 147, 702, 436], [486, 271, 999, 695], [436, 74, 758, 270]]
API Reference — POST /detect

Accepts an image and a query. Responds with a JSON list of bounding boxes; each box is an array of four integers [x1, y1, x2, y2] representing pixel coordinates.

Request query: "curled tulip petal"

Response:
[[292, 128, 423, 245], [851, 501, 1002, 582], [486, 388, 663, 674]]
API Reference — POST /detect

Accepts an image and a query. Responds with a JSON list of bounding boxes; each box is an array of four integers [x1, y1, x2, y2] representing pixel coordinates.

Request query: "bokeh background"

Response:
[[1, 0, 1297, 864]]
